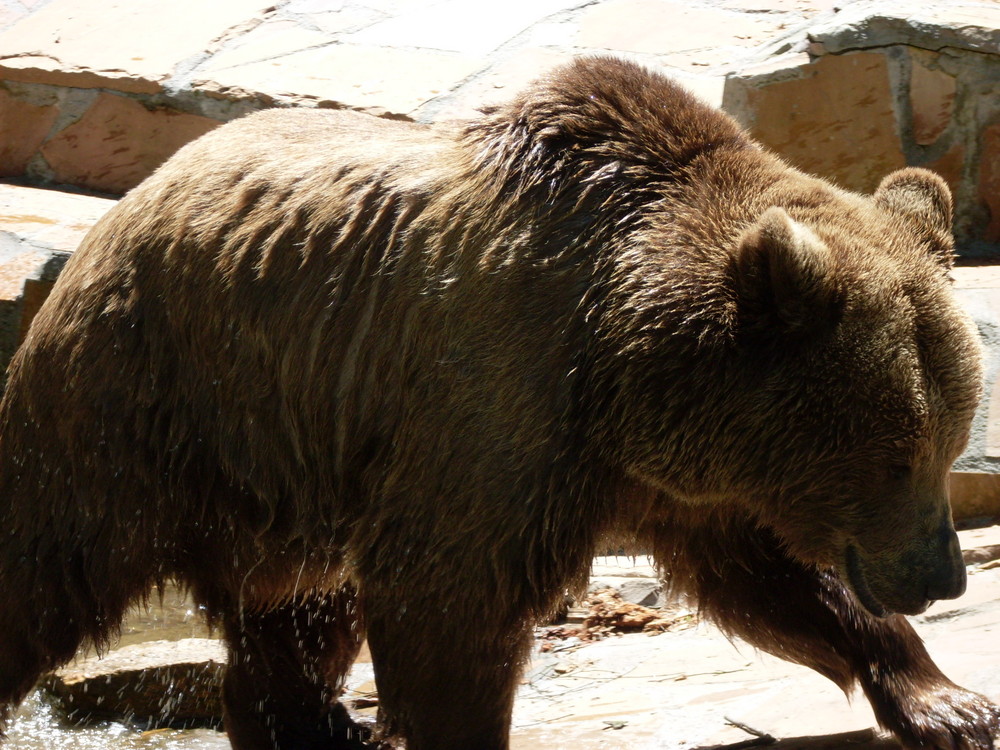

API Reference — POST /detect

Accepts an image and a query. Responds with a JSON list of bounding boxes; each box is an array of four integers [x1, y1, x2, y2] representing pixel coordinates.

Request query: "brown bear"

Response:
[[0, 55, 996, 750]]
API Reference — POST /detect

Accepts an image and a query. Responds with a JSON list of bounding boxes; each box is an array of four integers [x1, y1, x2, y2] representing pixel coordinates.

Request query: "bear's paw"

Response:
[[883, 682, 1000, 750]]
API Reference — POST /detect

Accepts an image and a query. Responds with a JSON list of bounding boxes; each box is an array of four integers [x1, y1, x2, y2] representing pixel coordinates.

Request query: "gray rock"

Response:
[[42, 638, 226, 728], [808, 1, 1000, 55], [589, 577, 664, 608]]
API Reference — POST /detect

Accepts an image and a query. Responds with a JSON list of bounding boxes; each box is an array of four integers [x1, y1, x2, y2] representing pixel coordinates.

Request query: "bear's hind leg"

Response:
[[0, 565, 82, 732], [0, 534, 152, 733], [221, 586, 372, 750], [654, 513, 1000, 749]]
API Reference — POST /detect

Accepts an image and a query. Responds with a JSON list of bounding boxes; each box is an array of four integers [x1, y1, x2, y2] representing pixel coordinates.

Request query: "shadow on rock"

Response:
[[701, 728, 900, 749]]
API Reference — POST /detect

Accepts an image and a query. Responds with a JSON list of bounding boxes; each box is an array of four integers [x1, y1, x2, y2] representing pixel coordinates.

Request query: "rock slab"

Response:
[[42, 638, 226, 728]]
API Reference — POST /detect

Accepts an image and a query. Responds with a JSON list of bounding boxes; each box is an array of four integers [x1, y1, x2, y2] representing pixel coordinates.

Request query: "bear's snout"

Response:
[[921, 524, 967, 603], [846, 521, 967, 617]]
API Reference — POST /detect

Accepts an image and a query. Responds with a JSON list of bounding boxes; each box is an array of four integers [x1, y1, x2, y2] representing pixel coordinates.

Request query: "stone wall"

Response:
[[723, 2, 1000, 256], [0, 84, 223, 194]]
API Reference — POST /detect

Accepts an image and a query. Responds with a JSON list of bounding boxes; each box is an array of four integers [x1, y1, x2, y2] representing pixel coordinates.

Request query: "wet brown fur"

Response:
[[0, 56, 996, 749]]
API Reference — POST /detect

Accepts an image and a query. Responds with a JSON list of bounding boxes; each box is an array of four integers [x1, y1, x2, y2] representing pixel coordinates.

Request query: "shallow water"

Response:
[[7, 586, 229, 749], [115, 586, 214, 648], [7, 585, 383, 749], [7, 692, 230, 750]]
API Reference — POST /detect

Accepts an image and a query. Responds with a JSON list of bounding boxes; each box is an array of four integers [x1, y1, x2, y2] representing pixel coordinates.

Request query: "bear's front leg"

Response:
[[362, 584, 534, 750], [653, 514, 1000, 749], [831, 602, 1000, 750]]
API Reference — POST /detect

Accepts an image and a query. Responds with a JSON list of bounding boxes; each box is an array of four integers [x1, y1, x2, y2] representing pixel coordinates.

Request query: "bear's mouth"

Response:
[[845, 545, 891, 618]]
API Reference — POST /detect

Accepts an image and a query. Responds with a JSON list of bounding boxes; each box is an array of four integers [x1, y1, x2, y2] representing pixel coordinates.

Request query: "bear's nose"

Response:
[[923, 524, 966, 602]]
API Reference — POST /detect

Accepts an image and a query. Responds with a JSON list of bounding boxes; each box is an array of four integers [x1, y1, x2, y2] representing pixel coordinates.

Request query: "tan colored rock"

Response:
[[986, 369, 1000, 460], [958, 524, 1000, 564], [951, 473, 1000, 523], [725, 51, 812, 80], [922, 141, 964, 199], [656, 47, 757, 72], [0, 252, 49, 302], [43, 638, 226, 727], [0, 182, 115, 377], [978, 122, 1000, 244], [0, 56, 164, 95], [196, 43, 483, 118], [577, 0, 786, 56], [0, 0, 273, 93], [424, 48, 573, 121], [40, 93, 219, 194], [0, 89, 58, 176], [0, 181, 114, 254], [952, 266, 1000, 291], [724, 51, 906, 194], [590, 556, 658, 580], [194, 18, 333, 73], [721, 0, 839, 10], [0, 4, 27, 32], [299, 4, 382, 36], [909, 50, 955, 147], [670, 74, 728, 109], [348, 0, 584, 56]]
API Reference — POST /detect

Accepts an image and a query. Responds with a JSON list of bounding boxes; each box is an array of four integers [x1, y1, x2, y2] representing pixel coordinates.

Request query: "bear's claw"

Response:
[[888, 684, 1000, 750]]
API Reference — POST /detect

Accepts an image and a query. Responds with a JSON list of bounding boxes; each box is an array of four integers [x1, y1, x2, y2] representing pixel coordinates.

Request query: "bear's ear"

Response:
[[731, 207, 841, 336], [873, 168, 954, 266]]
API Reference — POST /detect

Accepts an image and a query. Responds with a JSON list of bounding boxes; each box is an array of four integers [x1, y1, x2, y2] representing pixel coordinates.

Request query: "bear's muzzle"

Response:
[[845, 521, 966, 617]]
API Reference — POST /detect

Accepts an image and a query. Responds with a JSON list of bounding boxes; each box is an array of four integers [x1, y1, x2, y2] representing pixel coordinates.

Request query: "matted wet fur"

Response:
[[0, 56, 996, 749]]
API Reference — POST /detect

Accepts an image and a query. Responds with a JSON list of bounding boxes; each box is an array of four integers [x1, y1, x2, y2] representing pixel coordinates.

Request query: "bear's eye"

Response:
[[888, 465, 912, 482]]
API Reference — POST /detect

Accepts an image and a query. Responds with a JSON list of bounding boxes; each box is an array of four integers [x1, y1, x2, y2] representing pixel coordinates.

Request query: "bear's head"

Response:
[[724, 168, 983, 617]]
